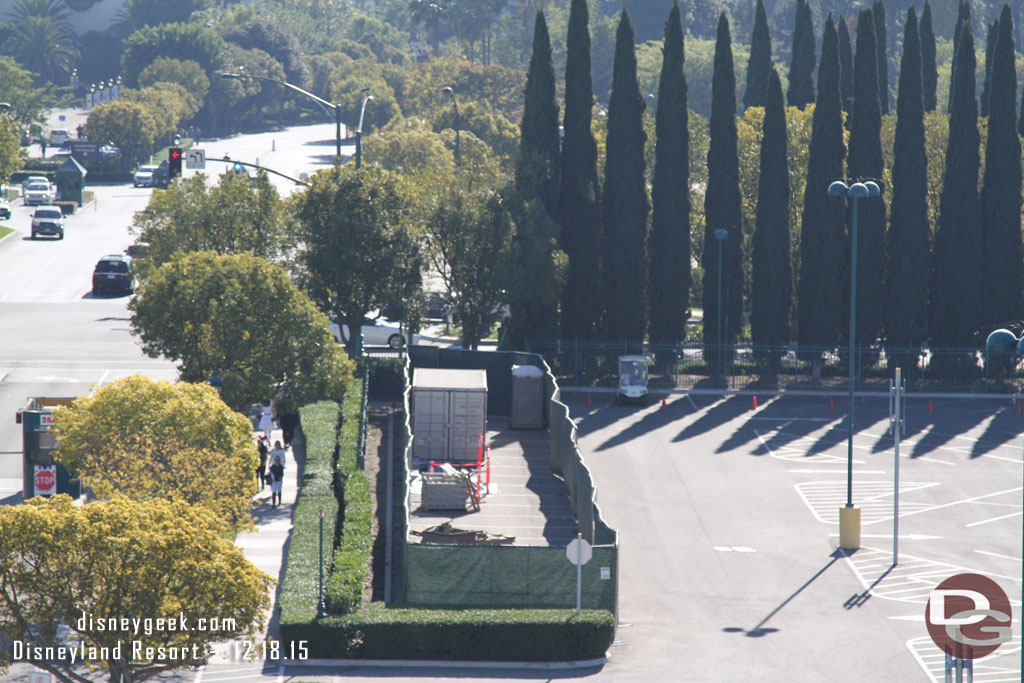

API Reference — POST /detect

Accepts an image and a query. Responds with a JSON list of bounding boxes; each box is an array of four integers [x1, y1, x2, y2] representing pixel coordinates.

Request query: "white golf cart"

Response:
[[616, 355, 649, 405]]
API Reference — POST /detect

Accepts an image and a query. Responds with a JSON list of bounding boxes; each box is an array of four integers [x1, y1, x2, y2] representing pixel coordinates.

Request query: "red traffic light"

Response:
[[169, 149, 182, 159], [168, 147, 183, 178]]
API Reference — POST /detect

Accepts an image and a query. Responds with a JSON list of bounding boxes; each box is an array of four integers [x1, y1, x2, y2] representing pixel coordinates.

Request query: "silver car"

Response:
[[23, 181, 53, 206]]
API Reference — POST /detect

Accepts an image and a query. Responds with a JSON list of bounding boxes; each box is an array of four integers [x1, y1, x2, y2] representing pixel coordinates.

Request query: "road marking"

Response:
[[828, 533, 942, 540], [966, 511, 1023, 527], [749, 417, 833, 421], [795, 481, 941, 525], [908, 635, 1022, 683], [787, 468, 887, 474], [97, 369, 110, 385], [687, 394, 697, 409], [755, 429, 866, 464], [974, 549, 1023, 563], [713, 546, 756, 552]]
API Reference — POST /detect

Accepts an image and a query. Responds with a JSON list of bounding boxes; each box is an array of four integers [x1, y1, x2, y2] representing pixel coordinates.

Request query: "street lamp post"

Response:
[[221, 72, 350, 165], [355, 88, 374, 169], [714, 229, 728, 382], [828, 179, 881, 551], [442, 86, 461, 167]]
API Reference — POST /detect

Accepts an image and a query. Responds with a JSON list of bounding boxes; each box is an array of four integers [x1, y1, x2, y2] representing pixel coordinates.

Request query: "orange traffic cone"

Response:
[[928, 399, 934, 413], [752, 395, 758, 410], [586, 393, 592, 408], [1017, 399, 1021, 415], [661, 395, 667, 408], [829, 396, 835, 411]]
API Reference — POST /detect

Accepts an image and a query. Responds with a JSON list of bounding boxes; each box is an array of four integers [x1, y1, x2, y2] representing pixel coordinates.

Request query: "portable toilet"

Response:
[[412, 369, 487, 462], [510, 365, 544, 429]]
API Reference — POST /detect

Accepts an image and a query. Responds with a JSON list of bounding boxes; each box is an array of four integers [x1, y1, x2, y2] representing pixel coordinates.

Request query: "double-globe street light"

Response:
[[354, 88, 374, 169], [221, 72, 371, 167], [828, 179, 881, 551]]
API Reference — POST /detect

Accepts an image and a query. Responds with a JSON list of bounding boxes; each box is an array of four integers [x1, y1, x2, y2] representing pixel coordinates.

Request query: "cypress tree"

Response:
[[920, 1, 938, 112], [885, 6, 930, 360], [838, 15, 855, 117], [930, 22, 981, 349], [743, 0, 772, 110], [702, 12, 744, 362], [559, 0, 602, 341], [797, 15, 847, 348], [751, 66, 791, 351], [508, 11, 562, 347], [787, 0, 816, 110], [649, 1, 691, 346], [948, 0, 971, 112], [846, 7, 887, 346], [980, 5, 1022, 330], [601, 8, 649, 344], [873, 0, 891, 115], [980, 18, 998, 119], [1019, 87, 1024, 136]]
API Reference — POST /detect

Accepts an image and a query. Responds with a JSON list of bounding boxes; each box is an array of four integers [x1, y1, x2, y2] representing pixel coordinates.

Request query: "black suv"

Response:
[[92, 254, 135, 295]]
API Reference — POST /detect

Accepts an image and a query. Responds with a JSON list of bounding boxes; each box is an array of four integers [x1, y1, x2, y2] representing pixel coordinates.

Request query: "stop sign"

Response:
[[566, 537, 592, 565], [34, 467, 56, 495]]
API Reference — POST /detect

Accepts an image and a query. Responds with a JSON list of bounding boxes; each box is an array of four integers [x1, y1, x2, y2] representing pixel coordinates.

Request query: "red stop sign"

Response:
[[34, 468, 56, 495]]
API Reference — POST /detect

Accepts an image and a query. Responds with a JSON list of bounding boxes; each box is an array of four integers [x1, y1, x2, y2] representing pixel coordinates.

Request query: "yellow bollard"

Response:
[[839, 506, 861, 550]]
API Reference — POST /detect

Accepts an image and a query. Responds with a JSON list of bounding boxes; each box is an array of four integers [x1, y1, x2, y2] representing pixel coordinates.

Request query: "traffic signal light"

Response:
[[168, 147, 182, 178]]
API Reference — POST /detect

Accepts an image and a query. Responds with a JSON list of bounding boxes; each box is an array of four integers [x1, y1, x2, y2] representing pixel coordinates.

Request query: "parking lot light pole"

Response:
[[828, 179, 881, 551], [714, 229, 728, 382], [441, 86, 461, 167], [355, 88, 373, 169], [221, 72, 345, 165]]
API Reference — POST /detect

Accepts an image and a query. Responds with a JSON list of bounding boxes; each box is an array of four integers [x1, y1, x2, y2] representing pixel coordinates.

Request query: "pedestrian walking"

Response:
[[258, 400, 275, 441], [257, 438, 268, 491], [268, 454, 285, 507]]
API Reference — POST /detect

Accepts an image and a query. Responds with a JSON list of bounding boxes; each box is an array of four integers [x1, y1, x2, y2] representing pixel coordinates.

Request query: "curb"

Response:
[[277, 655, 609, 670]]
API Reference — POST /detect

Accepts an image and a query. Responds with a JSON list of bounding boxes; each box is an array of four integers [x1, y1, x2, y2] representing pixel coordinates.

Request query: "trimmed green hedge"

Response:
[[283, 605, 614, 661], [278, 400, 341, 625], [324, 378, 372, 615]]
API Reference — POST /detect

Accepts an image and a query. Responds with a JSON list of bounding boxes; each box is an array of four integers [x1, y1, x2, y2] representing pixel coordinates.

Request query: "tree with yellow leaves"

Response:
[[50, 375, 257, 531], [0, 495, 273, 683]]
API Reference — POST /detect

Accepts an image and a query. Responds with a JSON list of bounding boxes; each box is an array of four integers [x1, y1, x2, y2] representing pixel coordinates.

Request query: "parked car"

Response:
[[91, 254, 135, 294], [30, 206, 65, 240], [0, 197, 10, 220], [329, 316, 417, 349], [22, 181, 53, 206], [50, 129, 69, 146], [133, 165, 159, 187]]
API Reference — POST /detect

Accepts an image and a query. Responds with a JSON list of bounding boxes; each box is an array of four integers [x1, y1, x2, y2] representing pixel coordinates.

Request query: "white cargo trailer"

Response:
[[412, 368, 488, 462]]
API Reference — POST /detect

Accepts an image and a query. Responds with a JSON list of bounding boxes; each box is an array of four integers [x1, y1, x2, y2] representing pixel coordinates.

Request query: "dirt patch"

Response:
[[364, 408, 390, 604]]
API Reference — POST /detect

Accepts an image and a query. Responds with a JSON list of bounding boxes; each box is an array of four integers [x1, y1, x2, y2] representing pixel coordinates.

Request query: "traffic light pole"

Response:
[[210, 157, 308, 185]]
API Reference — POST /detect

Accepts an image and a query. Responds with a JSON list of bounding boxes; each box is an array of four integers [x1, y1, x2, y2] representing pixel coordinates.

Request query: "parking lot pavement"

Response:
[[569, 392, 1023, 682]]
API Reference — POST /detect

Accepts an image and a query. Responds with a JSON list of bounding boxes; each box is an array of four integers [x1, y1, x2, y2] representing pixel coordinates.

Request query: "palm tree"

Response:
[[4, 0, 79, 85], [408, 0, 446, 58]]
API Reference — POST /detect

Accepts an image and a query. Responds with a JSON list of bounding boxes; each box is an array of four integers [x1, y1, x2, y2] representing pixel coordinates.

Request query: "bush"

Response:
[[278, 400, 341, 625], [56, 202, 76, 215], [324, 378, 372, 615], [282, 604, 614, 661]]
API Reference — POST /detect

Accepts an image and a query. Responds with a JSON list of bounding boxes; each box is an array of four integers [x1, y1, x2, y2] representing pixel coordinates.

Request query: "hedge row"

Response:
[[278, 400, 341, 624], [324, 378, 372, 615], [282, 604, 614, 661]]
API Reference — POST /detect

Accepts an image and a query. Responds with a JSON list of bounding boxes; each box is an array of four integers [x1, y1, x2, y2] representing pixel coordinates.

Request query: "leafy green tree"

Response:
[[980, 5, 1021, 331], [980, 18, 997, 118], [120, 85, 195, 137], [0, 56, 49, 129], [130, 170, 288, 279], [292, 165, 423, 357], [873, 0, 890, 115], [751, 66, 791, 352], [559, 0, 602, 341], [221, 19, 311, 87], [506, 198, 566, 346], [0, 117, 24, 185], [431, 99, 518, 169], [407, 0, 446, 58], [399, 57, 525, 124], [77, 30, 125, 86], [702, 12, 743, 360], [51, 376, 257, 531], [930, 21, 981, 348], [885, 6, 930, 360], [649, 1, 691, 346], [121, 22, 225, 87], [797, 15, 846, 349], [0, 495, 273, 683], [211, 43, 287, 131], [742, 0, 772, 110], [426, 189, 513, 349], [838, 15, 855, 117], [84, 99, 158, 171], [787, 0, 815, 109], [139, 57, 211, 113], [602, 8, 649, 345], [3, 0, 79, 85], [920, 1, 938, 111], [327, 69, 401, 131], [846, 7, 887, 346], [129, 251, 354, 409], [515, 10, 559, 218], [115, 0, 211, 33]]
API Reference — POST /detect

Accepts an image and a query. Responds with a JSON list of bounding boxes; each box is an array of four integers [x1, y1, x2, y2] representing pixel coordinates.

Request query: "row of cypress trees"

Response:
[[512, 0, 1022, 352]]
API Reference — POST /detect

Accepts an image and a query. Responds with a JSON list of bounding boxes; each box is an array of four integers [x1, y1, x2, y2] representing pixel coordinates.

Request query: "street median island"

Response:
[[279, 352, 617, 662]]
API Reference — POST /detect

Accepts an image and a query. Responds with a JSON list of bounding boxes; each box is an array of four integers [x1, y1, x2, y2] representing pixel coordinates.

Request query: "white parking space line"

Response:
[[908, 635, 1021, 682], [795, 480, 941, 525], [966, 511, 1024, 527], [754, 429, 867, 464], [975, 549, 1023, 563]]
